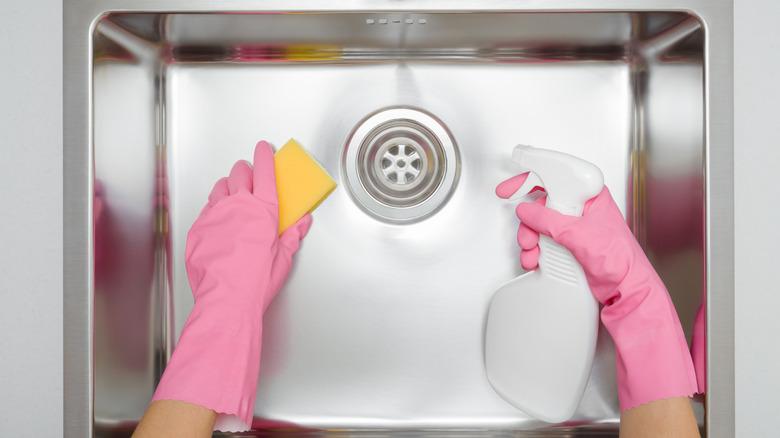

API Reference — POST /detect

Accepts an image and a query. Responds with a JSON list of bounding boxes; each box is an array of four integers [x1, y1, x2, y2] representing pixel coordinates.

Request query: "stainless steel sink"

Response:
[[64, 1, 734, 437]]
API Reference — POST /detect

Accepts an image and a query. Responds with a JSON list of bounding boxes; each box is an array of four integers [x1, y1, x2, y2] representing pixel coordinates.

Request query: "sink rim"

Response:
[[64, 1, 734, 437]]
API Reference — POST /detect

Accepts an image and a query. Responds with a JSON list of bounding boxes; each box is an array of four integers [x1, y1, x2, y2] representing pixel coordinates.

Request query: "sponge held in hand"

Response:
[[274, 139, 337, 234]]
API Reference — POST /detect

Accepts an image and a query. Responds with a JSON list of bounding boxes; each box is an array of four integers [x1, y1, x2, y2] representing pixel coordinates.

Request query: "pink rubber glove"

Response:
[[691, 291, 706, 394], [152, 141, 313, 432], [497, 174, 697, 411]]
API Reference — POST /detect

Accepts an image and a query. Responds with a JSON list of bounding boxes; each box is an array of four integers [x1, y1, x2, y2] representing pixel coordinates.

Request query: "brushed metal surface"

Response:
[[65, 3, 734, 437]]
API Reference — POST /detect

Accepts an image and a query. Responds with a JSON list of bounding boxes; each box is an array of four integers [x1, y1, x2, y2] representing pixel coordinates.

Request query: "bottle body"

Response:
[[485, 236, 599, 422]]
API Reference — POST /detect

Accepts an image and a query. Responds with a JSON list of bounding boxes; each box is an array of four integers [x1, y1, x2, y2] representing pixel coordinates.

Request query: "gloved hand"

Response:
[[152, 141, 313, 432], [691, 293, 706, 394], [496, 174, 698, 411]]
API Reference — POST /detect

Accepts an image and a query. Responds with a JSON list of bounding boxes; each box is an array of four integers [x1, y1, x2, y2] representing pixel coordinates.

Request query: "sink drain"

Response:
[[344, 107, 460, 222]]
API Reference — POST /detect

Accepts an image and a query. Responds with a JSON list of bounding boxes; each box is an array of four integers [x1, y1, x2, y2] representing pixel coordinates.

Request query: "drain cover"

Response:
[[343, 107, 460, 222]]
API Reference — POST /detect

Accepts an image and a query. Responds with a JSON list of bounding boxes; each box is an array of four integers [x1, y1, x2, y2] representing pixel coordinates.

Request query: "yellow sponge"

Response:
[[274, 139, 337, 234]]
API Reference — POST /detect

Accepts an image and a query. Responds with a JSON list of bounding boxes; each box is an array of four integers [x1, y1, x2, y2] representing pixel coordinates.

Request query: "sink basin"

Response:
[[64, 2, 734, 437]]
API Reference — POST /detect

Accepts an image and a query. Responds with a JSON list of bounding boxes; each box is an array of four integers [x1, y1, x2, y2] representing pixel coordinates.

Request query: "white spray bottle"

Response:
[[485, 145, 604, 423]]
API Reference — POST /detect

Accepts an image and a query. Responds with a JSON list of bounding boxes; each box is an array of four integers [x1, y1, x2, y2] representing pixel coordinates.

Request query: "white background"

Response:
[[733, 2, 780, 436], [0, 1, 777, 436]]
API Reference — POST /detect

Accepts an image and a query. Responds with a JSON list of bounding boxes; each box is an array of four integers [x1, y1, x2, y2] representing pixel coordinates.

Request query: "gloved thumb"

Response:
[[279, 214, 313, 252], [515, 201, 576, 240], [266, 214, 314, 309]]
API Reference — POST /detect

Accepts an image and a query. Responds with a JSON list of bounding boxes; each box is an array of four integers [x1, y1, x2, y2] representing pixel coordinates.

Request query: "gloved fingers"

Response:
[[208, 177, 230, 205], [520, 246, 540, 270], [517, 194, 545, 248], [252, 140, 279, 205], [515, 201, 576, 240], [517, 223, 539, 249], [496, 172, 549, 200], [495, 172, 530, 199], [227, 160, 254, 194]]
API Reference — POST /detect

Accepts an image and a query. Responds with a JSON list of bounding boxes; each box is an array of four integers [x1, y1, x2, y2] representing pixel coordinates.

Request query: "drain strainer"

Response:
[[343, 107, 460, 222]]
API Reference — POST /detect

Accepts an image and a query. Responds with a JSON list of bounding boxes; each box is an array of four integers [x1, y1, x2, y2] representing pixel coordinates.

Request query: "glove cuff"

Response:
[[152, 303, 263, 431], [603, 281, 698, 411]]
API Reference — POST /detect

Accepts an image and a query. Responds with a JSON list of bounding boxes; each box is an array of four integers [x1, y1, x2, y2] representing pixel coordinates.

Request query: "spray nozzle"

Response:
[[504, 145, 604, 217]]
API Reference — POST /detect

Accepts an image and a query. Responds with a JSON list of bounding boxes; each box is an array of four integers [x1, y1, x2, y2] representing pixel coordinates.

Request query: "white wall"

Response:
[[0, 1, 777, 436], [734, 1, 780, 437], [0, 0, 63, 436]]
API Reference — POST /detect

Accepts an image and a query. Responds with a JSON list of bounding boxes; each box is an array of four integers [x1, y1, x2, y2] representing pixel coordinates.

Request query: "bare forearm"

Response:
[[620, 397, 700, 438], [133, 400, 216, 438]]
